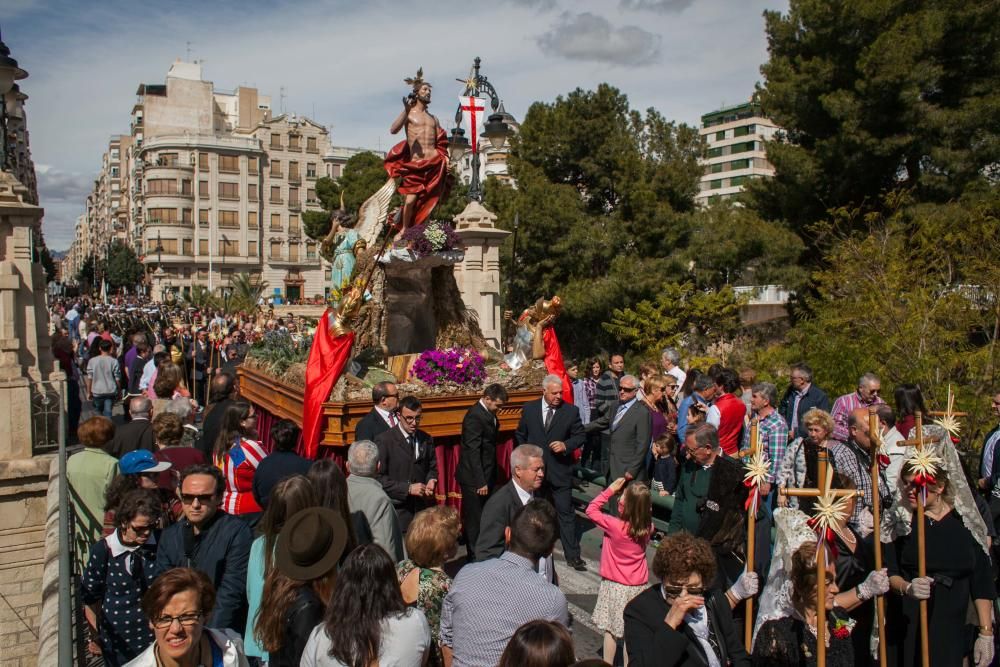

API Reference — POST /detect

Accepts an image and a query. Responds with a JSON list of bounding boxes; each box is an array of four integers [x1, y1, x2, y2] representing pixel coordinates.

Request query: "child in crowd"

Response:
[[650, 434, 678, 497], [586, 477, 654, 667]]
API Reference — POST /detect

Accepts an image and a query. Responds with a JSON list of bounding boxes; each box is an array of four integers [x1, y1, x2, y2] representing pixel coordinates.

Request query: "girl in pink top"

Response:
[[586, 477, 653, 666]]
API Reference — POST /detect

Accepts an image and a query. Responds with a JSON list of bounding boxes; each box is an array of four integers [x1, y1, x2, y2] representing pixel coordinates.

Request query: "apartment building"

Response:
[[695, 100, 780, 206], [72, 60, 344, 301]]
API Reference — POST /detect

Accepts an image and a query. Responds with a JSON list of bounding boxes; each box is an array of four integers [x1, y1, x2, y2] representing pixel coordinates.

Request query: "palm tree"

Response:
[[186, 284, 219, 311], [229, 272, 269, 314]]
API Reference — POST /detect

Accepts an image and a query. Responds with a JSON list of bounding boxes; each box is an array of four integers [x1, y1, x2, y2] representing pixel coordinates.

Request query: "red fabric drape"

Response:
[[302, 309, 355, 459], [542, 326, 573, 405], [383, 128, 450, 229], [433, 436, 515, 520]]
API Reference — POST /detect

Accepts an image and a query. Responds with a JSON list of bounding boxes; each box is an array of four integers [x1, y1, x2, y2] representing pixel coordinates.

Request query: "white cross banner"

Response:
[[459, 96, 487, 154]]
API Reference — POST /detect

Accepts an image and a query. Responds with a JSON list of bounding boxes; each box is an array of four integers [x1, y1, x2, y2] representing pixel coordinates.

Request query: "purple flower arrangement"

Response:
[[397, 221, 463, 257], [411, 347, 487, 387]]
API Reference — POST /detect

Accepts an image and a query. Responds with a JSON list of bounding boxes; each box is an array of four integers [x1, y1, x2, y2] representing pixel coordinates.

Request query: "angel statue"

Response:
[[503, 296, 562, 371], [320, 201, 361, 297]]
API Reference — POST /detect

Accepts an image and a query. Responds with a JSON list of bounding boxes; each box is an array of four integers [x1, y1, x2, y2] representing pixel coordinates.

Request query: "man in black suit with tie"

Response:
[[355, 381, 400, 442], [456, 383, 508, 560], [374, 395, 438, 533], [515, 374, 587, 571]]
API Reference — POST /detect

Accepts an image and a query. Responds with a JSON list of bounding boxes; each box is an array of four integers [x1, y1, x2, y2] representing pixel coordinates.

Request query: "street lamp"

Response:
[[0, 28, 28, 173], [449, 57, 512, 201]]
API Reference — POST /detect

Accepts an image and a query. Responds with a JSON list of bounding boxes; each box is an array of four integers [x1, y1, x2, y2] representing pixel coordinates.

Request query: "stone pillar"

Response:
[[451, 201, 510, 351], [0, 171, 61, 667]]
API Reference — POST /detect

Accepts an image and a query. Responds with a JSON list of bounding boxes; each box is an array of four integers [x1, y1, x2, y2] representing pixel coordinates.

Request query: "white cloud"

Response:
[[537, 12, 662, 66]]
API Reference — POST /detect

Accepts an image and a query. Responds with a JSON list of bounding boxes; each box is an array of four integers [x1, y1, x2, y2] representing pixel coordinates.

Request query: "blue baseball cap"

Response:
[[120, 450, 172, 475]]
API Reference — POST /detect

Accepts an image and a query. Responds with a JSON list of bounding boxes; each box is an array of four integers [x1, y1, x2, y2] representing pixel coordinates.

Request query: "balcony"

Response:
[[270, 198, 284, 205], [288, 200, 301, 212], [270, 171, 284, 179], [306, 145, 319, 154], [288, 174, 301, 185], [145, 218, 194, 228]]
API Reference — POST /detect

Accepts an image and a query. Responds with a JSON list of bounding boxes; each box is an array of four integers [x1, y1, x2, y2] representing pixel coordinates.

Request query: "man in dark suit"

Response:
[[515, 374, 587, 571], [374, 395, 437, 532], [107, 396, 155, 457], [457, 383, 508, 560], [777, 362, 831, 440], [586, 374, 653, 482], [199, 372, 237, 460], [355, 381, 399, 443], [474, 444, 557, 582]]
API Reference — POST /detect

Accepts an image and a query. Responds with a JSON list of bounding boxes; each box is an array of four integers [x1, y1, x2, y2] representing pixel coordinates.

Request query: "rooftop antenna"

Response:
[[186, 41, 193, 61], [279, 86, 286, 114]]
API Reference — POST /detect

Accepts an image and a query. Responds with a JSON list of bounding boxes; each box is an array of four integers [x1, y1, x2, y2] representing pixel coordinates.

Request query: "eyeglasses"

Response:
[[127, 523, 153, 535], [152, 612, 202, 630], [620, 386, 638, 393], [400, 413, 422, 423], [662, 583, 705, 596], [180, 493, 217, 505]]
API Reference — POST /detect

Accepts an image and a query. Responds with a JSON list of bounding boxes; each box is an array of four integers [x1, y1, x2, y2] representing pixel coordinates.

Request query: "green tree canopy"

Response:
[[304, 153, 403, 240], [105, 241, 144, 290], [751, 0, 1000, 239]]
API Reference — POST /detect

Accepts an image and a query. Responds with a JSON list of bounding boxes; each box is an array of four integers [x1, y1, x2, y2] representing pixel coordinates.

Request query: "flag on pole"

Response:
[[459, 96, 487, 154]]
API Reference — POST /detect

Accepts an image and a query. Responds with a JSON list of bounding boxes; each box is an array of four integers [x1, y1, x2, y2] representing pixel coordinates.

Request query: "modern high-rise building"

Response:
[[694, 99, 780, 206], [71, 60, 362, 301]]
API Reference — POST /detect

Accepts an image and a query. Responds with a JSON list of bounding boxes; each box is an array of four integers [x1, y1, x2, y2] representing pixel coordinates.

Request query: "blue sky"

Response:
[[3, 0, 787, 250]]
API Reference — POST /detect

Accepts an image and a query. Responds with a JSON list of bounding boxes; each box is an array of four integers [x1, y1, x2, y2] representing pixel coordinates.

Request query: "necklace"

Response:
[[833, 524, 856, 549]]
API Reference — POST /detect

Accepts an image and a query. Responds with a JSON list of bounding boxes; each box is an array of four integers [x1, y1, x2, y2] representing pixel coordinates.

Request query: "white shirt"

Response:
[[666, 366, 686, 390], [139, 357, 157, 391], [513, 480, 552, 581], [375, 405, 397, 428]]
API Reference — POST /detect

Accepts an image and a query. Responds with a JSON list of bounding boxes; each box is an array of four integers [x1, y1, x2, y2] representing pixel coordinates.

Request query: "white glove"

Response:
[[857, 508, 874, 537], [905, 576, 933, 600], [856, 568, 889, 600], [974, 633, 994, 667], [728, 570, 759, 602]]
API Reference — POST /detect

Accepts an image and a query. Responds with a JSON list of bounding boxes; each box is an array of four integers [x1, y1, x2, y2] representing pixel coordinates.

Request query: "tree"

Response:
[[105, 241, 144, 291], [37, 246, 57, 283], [228, 272, 268, 314], [304, 154, 402, 240], [76, 255, 96, 288], [751, 0, 1000, 239], [186, 285, 218, 311], [765, 189, 1000, 441], [603, 283, 747, 359], [482, 84, 760, 355]]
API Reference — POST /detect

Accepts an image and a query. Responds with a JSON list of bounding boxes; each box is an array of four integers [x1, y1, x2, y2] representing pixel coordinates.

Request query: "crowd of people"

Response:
[[59, 297, 999, 667]]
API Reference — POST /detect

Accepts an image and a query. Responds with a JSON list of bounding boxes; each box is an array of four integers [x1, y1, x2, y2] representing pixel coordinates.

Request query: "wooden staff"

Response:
[[745, 417, 760, 651], [780, 450, 863, 667], [899, 412, 931, 667], [867, 406, 888, 667]]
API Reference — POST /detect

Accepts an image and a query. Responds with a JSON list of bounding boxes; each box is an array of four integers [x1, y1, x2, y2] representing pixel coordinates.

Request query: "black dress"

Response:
[[833, 527, 876, 667], [884, 510, 995, 666], [79, 534, 157, 666], [753, 616, 854, 667]]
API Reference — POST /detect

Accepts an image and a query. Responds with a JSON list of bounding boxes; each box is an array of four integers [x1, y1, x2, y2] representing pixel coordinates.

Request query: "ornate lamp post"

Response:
[[0, 29, 27, 173], [447, 57, 512, 201], [153, 232, 165, 300]]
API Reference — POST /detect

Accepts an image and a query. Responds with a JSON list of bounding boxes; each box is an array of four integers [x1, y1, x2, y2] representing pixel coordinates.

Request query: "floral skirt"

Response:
[[592, 579, 647, 638]]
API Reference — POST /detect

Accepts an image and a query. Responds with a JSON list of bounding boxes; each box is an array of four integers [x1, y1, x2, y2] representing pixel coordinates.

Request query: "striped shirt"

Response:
[[828, 439, 891, 530], [830, 391, 885, 443], [440, 552, 570, 667], [222, 438, 267, 515]]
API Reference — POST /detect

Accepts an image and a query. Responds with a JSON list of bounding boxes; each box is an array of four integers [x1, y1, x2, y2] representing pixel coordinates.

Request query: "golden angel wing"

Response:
[[356, 177, 396, 247]]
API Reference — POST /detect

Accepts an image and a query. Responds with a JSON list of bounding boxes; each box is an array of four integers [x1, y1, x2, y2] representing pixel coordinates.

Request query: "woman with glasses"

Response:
[[753, 541, 852, 666], [623, 532, 749, 666], [102, 450, 177, 535], [128, 567, 249, 666], [214, 401, 267, 517], [81, 489, 162, 666]]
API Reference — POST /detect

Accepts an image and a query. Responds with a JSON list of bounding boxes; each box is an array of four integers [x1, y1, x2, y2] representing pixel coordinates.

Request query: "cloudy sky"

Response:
[[4, 0, 787, 250]]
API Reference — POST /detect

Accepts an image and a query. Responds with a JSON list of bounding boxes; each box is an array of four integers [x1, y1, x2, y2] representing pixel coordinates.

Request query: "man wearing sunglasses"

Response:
[[154, 464, 253, 633]]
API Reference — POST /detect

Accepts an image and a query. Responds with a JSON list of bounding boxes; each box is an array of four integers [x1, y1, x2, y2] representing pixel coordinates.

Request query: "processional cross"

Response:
[[779, 449, 862, 667]]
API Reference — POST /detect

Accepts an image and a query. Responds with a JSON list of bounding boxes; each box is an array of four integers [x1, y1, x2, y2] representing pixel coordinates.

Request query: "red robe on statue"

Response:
[[383, 127, 450, 228], [301, 310, 355, 459], [542, 326, 574, 406]]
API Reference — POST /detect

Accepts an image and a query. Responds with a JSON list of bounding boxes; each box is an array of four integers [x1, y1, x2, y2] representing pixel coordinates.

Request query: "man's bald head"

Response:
[[209, 372, 236, 403], [848, 407, 872, 448], [129, 396, 152, 418]]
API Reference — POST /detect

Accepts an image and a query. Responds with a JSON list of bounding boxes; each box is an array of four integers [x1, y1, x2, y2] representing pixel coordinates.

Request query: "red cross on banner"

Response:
[[459, 96, 487, 154]]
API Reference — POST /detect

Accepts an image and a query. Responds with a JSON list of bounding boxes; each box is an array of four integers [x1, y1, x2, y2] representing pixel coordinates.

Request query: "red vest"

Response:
[[715, 393, 746, 456]]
